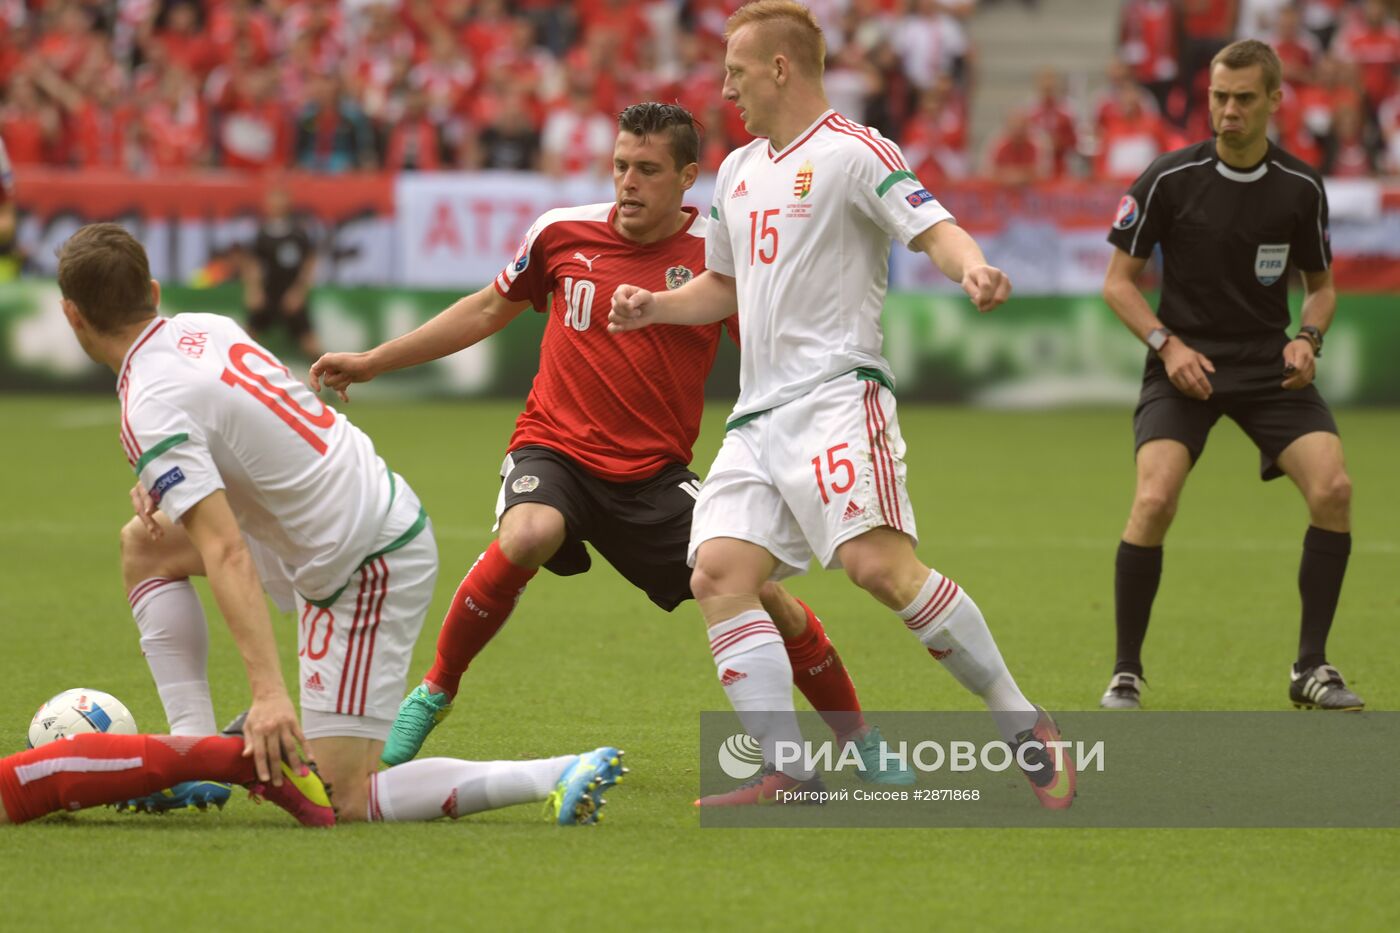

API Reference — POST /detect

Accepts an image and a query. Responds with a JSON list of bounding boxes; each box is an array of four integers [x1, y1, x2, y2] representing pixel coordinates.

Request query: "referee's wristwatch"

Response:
[[1146, 326, 1173, 354], [1294, 325, 1323, 357]]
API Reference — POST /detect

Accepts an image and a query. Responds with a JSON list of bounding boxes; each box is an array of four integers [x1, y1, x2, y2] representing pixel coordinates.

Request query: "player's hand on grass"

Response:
[[1161, 338, 1215, 400], [309, 351, 375, 402], [609, 284, 657, 332], [1281, 339, 1316, 390], [961, 264, 1012, 312], [129, 483, 163, 539], [242, 690, 311, 786]]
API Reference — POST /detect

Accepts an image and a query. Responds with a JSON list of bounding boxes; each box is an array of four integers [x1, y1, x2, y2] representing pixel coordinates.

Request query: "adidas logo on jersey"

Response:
[[720, 668, 748, 686], [730, 180, 749, 199], [304, 672, 325, 692], [841, 500, 865, 522]]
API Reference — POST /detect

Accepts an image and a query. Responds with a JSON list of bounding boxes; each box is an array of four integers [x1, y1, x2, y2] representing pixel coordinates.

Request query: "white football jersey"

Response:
[[707, 110, 953, 422], [119, 314, 394, 602]]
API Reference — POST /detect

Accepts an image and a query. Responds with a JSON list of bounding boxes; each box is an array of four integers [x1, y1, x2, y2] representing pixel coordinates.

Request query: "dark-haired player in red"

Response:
[[311, 103, 909, 784]]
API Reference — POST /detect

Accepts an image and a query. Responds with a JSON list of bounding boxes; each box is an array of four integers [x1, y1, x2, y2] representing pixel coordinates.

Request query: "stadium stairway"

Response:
[[967, 0, 1118, 164]]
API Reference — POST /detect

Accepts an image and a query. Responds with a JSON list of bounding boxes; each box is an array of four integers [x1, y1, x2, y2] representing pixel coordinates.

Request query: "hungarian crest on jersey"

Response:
[[793, 160, 814, 200], [665, 265, 693, 289]]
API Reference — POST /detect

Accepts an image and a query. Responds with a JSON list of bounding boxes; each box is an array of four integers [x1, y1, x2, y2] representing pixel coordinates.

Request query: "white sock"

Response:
[[367, 755, 577, 821], [129, 577, 216, 735], [900, 570, 1038, 741], [709, 611, 812, 780]]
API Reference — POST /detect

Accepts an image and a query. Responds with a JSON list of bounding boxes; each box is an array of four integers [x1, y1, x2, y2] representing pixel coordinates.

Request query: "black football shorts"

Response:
[[1132, 334, 1339, 481], [497, 445, 701, 610]]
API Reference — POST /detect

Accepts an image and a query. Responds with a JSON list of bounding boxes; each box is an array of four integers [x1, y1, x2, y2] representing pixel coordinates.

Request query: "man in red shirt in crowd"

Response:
[[1334, 0, 1400, 108], [1119, 0, 1180, 116], [986, 108, 1051, 185], [1027, 67, 1079, 178], [310, 102, 907, 784]]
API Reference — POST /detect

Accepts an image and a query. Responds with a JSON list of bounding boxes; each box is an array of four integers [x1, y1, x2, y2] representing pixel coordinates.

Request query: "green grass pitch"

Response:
[[2, 396, 1397, 930]]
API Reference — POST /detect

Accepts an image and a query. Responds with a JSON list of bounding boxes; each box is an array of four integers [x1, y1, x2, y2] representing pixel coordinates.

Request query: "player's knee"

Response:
[[1310, 471, 1352, 517], [842, 556, 901, 605], [1132, 488, 1178, 528], [497, 515, 564, 568]]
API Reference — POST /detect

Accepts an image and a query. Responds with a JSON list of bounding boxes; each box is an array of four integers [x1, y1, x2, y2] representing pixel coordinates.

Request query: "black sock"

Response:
[[1297, 526, 1351, 671], [1114, 541, 1163, 677]]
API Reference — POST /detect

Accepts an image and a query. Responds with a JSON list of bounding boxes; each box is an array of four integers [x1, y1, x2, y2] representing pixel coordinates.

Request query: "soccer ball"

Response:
[[27, 689, 138, 749]]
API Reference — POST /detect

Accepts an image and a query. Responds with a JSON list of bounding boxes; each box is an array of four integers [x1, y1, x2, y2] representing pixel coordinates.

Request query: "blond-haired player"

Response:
[[610, 1, 1073, 808]]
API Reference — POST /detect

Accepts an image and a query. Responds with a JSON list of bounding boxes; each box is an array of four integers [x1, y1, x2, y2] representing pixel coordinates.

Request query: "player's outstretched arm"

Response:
[[309, 284, 530, 400], [180, 491, 309, 785], [1103, 247, 1215, 400], [608, 270, 738, 333], [912, 221, 1012, 312]]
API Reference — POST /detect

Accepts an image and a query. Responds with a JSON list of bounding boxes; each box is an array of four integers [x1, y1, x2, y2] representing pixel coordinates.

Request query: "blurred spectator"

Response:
[[1274, 81, 1324, 168], [1333, 0, 1400, 108], [468, 85, 542, 171], [1321, 100, 1379, 176], [410, 29, 475, 125], [1269, 4, 1323, 86], [1118, 0, 1180, 116], [1180, 0, 1238, 125], [1380, 84, 1400, 173], [1096, 83, 1180, 181], [143, 1, 219, 80], [0, 72, 62, 165], [1027, 66, 1080, 178], [1094, 58, 1162, 131], [892, 0, 970, 94], [37, 2, 98, 78], [985, 108, 1051, 186], [1237, 0, 1292, 39], [294, 73, 377, 172], [384, 86, 446, 171], [139, 65, 208, 170], [901, 74, 969, 186], [540, 81, 613, 178], [215, 66, 290, 171], [1295, 54, 1366, 149], [1301, 0, 1348, 50]]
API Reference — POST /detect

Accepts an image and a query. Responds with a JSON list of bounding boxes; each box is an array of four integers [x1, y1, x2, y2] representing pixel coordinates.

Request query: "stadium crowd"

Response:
[[0, 0, 1396, 182]]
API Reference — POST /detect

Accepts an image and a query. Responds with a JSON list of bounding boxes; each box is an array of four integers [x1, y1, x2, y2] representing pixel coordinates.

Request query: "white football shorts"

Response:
[[689, 371, 918, 579], [249, 475, 438, 741]]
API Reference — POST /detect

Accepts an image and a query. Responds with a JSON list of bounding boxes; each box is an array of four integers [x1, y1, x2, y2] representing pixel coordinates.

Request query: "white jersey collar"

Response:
[[116, 316, 167, 392], [1215, 158, 1268, 182], [767, 109, 836, 162]]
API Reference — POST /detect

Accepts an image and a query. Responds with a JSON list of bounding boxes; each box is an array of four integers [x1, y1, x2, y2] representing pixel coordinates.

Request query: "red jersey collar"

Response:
[[608, 204, 700, 247]]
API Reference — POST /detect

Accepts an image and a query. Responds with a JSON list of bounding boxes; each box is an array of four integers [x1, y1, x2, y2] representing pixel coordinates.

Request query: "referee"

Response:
[[1098, 40, 1362, 711]]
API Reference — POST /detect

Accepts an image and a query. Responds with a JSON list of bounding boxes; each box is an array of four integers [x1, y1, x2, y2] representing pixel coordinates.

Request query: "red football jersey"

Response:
[[494, 203, 731, 482]]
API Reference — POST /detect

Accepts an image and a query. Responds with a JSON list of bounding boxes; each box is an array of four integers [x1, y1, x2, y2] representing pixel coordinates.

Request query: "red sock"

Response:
[[425, 541, 537, 697], [784, 600, 867, 741], [0, 734, 253, 824]]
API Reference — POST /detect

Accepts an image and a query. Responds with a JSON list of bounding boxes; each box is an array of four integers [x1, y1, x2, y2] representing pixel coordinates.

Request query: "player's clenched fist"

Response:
[[962, 264, 1012, 313], [309, 351, 377, 402], [608, 284, 656, 333]]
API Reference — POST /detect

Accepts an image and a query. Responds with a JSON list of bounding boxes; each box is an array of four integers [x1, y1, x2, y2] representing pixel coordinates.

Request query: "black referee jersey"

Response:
[[1107, 140, 1331, 341]]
